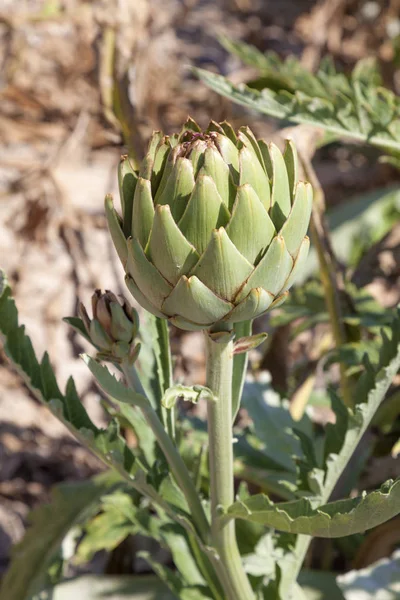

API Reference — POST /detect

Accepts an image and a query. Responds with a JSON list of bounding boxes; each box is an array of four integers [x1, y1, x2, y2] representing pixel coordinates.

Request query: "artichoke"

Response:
[[79, 290, 140, 362], [106, 119, 312, 331]]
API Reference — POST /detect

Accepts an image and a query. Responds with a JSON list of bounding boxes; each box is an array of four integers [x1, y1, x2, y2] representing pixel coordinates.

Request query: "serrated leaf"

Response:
[[162, 385, 215, 409], [194, 49, 400, 153], [0, 270, 148, 487], [76, 497, 136, 563], [222, 478, 400, 537], [82, 356, 160, 467], [0, 473, 119, 600], [76, 491, 163, 564], [324, 312, 400, 497], [82, 354, 148, 409]]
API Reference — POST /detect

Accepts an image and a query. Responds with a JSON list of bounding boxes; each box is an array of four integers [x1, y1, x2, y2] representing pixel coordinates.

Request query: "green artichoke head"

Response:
[[106, 118, 312, 331]]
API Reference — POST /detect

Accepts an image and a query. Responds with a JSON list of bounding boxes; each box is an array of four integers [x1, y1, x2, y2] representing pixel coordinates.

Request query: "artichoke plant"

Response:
[[106, 119, 312, 331]]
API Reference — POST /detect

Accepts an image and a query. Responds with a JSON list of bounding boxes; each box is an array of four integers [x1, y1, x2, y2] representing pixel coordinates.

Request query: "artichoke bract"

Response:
[[106, 119, 312, 331]]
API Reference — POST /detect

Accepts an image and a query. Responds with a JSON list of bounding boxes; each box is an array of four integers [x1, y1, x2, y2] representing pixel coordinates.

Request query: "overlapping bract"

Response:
[[106, 119, 312, 331]]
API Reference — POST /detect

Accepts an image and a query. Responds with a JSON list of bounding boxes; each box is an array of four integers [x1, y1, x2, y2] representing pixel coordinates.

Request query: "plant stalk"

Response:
[[205, 332, 255, 600], [122, 362, 210, 543]]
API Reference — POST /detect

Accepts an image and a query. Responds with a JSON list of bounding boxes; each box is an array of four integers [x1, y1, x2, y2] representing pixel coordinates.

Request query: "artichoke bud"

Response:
[[81, 290, 140, 362], [106, 118, 313, 332]]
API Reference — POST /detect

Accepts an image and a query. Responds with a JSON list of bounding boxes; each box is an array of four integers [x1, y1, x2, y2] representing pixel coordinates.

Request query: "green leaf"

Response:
[[222, 478, 400, 537], [323, 391, 349, 462], [76, 491, 165, 564], [160, 524, 205, 587], [193, 52, 400, 153], [108, 400, 157, 468], [134, 311, 174, 437], [82, 354, 148, 408], [162, 385, 216, 409], [323, 312, 400, 496], [76, 492, 138, 563], [0, 473, 118, 600], [0, 270, 143, 483], [270, 278, 393, 335], [135, 314, 166, 404], [240, 378, 313, 473]]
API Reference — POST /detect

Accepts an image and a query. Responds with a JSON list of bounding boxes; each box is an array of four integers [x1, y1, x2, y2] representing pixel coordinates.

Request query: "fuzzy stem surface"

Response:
[[205, 333, 255, 600]]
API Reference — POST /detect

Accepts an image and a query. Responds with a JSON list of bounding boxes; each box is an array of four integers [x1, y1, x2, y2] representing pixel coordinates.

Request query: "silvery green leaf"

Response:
[[221, 478, 400, 537]]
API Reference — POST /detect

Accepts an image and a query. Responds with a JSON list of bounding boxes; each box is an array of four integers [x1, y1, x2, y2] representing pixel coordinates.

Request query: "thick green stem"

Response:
[[205, 333, 255, 600], [122, 363, 210, 544]]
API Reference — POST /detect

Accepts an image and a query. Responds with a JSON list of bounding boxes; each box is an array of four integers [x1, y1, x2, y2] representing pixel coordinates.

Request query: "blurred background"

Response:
[[1, 0, 400, 582]]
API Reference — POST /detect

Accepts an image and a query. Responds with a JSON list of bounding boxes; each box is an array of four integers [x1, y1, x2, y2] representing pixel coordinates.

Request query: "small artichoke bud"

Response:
[[80, 289, 140, 363]]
